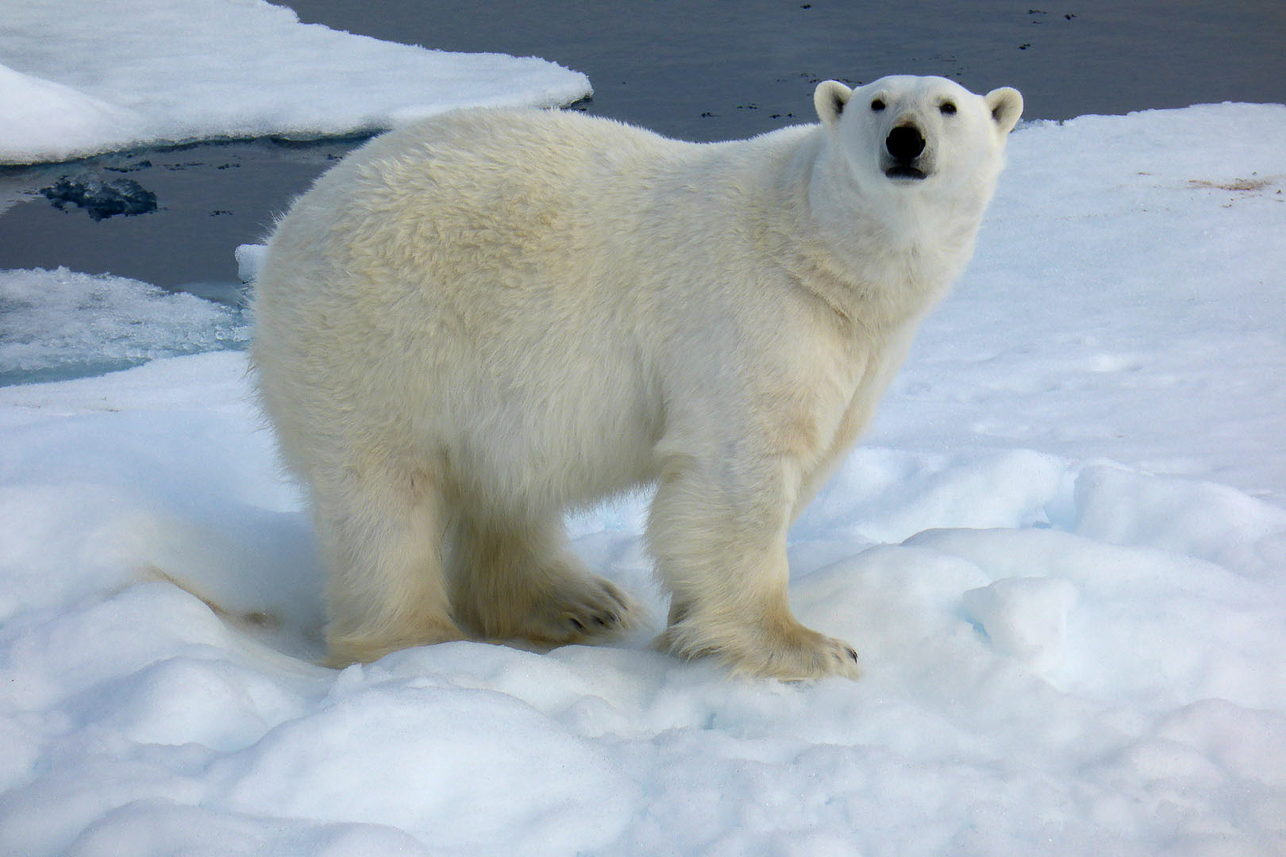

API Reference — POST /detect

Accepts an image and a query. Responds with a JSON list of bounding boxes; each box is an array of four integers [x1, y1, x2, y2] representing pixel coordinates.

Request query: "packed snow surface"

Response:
[[2, 104, 1285, 855], [0, 0, 591, 164]]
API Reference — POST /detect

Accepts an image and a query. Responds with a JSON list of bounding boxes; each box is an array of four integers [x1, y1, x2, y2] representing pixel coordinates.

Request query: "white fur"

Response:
[[251, 75, 1022, 679]]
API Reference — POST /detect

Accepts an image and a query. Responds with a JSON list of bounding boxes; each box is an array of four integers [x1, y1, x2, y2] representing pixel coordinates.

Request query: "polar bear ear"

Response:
[[986, 87, 1024, 134], [814, 81, 853, 130]]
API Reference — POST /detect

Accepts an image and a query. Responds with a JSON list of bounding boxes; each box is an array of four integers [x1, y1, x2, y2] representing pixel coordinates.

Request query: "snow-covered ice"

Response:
[[234, 243, 268, 285], [0, 0, 591, 164], [0, 268, 247, 385], [960, 575, 1078, 670], [2, 62, 1285, 857]]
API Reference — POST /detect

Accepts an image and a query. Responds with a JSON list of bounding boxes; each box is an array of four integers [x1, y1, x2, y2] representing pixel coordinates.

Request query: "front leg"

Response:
[[646, 446, 862, 681]]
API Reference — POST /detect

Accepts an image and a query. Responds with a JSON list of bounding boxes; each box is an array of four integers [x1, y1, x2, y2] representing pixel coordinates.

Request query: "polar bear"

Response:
[[251, 75, 1022, 680]]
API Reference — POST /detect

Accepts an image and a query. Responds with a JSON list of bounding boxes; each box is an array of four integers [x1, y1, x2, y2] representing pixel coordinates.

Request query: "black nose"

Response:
[[886, 125, 925, 162]]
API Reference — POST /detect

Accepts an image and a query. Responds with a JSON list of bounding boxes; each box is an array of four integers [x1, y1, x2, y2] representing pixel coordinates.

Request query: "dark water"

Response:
[[0, 139, 358, 298], [1, 0, 1283, 295]]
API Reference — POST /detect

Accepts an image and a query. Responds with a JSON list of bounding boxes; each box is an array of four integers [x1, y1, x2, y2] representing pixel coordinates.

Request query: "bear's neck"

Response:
[[774, 133, 992, 335]]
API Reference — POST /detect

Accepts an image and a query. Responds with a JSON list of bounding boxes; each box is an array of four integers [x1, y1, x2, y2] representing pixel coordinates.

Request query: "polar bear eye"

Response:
[[940, 101, 957, 115], [870, 98, 886, 112]]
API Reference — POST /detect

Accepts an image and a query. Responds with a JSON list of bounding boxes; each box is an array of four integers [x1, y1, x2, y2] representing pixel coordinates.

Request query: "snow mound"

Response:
[[961, 576, 1079, 669], [0, 0, 591, 164], [2, 355, 1285, 855], [0, 64, 148, 165]]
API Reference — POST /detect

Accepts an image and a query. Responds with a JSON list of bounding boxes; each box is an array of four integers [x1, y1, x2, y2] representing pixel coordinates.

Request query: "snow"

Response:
[[0, 267, 247, 385], [960, 575, 1078, 670], [2, 65, 1286, 857], [0, 0, 591, 165], [234, 243, 268, 285]]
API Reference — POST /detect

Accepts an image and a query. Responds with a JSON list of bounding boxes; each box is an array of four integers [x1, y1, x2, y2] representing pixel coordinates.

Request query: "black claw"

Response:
[[569, 616, 586, 632], [846, 647, 859, 662]]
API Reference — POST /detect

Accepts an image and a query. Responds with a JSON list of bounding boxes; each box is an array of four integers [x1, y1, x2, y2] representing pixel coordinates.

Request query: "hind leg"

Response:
[[451, 512, 635, 645], [314, 463, 465, 666]]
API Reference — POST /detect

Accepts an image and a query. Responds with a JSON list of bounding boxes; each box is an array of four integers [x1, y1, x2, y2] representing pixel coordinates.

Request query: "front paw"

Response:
[[657, 613, 861, 681]]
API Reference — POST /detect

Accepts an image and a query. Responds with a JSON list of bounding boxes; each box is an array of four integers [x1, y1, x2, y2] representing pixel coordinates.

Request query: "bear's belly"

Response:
[[404, 351, 664, 512]]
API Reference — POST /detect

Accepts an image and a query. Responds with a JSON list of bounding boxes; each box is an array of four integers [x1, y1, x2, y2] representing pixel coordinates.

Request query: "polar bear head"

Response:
[[813, 75, 1022, 198]]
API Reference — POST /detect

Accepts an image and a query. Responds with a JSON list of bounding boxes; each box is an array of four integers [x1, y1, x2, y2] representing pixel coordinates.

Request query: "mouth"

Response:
[[884, 165, 927, 181]]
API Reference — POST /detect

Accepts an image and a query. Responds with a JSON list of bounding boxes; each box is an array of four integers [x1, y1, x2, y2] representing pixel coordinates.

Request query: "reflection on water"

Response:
[[40, 174, 158, 222]]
